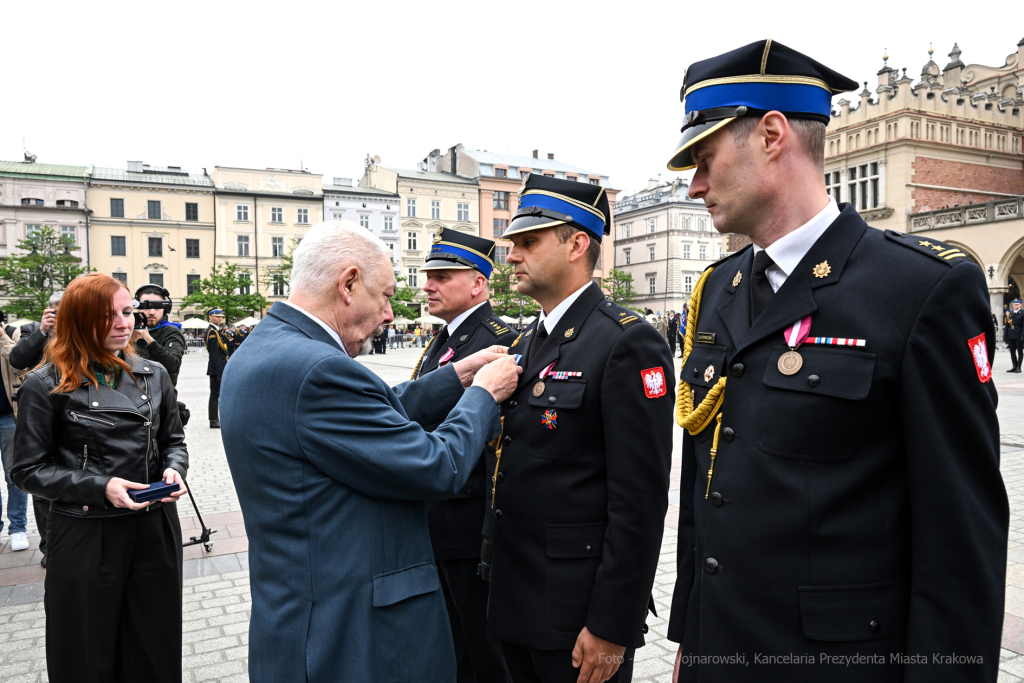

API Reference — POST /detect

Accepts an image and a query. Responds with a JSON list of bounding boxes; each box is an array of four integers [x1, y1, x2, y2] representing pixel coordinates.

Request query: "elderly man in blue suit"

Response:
[[220, 220, 521, 683]]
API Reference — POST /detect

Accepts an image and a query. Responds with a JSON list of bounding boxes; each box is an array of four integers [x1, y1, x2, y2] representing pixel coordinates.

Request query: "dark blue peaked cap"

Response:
[[503, 173, 611, 243], [668, 39, 858, 171], [420, 227, 497, 278]]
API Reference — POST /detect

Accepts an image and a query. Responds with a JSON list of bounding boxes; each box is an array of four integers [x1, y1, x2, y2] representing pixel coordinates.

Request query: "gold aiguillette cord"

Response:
[[491, 416, 505, 508], [704, 413, 724, 500]]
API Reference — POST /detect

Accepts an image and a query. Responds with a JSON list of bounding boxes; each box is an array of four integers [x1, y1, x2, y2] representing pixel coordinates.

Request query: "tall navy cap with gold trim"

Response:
[[503, 173, 610, 243], [420, 227, 497, 278], [667, 39, 858, 172]]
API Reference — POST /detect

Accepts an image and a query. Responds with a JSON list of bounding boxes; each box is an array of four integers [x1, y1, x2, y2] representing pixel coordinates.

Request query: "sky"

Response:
[[4, 0, 1022, 198]]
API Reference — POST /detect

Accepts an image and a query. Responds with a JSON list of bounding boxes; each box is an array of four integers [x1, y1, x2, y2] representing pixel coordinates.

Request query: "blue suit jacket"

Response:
[[221, 302, 500, 683]]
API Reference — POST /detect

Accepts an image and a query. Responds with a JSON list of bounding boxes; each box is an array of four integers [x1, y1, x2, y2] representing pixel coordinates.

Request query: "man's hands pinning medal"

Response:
[[472, 354, 522, 403]]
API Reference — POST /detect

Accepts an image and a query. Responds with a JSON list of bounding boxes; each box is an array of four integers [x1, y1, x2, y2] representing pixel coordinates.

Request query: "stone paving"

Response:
[[0, 345, 1019, 682]]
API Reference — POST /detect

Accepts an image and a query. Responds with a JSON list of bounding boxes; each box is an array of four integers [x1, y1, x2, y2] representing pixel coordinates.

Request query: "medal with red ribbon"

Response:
[[778, 316, 812, 375]]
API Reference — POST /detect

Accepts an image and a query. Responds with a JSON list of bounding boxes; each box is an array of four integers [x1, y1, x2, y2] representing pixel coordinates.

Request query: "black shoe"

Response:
[[210, 420, 220, 428], [1008, 367, 1018, 372], [40, 555, 46, 569]]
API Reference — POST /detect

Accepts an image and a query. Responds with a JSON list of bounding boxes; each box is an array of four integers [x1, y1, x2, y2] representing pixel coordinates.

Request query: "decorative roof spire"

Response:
[[882, 48, 889, 66], [948, 42, 961, 62], [928, 43, 934, 57]]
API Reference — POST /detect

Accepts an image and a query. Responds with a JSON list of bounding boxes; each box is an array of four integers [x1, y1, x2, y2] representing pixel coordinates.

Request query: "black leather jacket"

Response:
[[12, 353, 188, 518]]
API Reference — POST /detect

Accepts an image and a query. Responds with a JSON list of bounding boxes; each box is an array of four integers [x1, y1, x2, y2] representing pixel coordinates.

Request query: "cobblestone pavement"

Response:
[[0, 346, 1020, 682]]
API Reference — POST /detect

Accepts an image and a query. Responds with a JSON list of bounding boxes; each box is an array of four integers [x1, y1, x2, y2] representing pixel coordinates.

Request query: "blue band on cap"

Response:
[[429, 245, 493, 278], [686, 82, 833, 119], [518, 194, 605, 239]]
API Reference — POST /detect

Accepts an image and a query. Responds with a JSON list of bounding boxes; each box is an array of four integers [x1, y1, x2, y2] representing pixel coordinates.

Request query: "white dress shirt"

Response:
[[538, 282, 593, 334], [753, 198, 840, 292], [281, 301, 348, 356], [443, 302, 487, 339]]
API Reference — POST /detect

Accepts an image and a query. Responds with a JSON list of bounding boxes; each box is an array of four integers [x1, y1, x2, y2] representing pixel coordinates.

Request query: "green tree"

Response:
[[181, 263, 270, 323], [601, 269, 643, 311], [0, 225, 91, 319], [390, 275, 419, 320], [488, 263, 540, 319], [261, 236, 301, 296]]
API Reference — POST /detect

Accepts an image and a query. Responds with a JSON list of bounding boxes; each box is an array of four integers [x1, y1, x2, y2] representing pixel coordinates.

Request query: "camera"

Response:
[[133, 312, 148, 330]]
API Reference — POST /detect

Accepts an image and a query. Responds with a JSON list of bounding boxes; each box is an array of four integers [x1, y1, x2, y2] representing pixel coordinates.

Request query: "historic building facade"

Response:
[[211, 166, 323, 303], [88, 162, 216, 315], [614, 179, 716, 314], [825, 39, 1024, 315], [323, 178, 401, 273], [0, 158, 91, 264]]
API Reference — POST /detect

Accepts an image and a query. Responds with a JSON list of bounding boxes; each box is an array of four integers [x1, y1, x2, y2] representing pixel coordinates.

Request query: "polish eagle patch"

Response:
[[967, 333, 991, 383], [642, 367, 667, 399]]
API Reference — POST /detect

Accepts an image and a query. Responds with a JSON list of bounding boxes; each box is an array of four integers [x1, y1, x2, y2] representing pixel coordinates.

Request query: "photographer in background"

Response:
[[0, 311, 30, 554], [131, 285, 186, 388]]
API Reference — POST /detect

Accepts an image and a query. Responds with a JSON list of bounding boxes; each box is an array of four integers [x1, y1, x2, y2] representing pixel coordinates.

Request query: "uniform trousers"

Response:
[[667, 334, 677, 357], [45, 504, 183, 683], [500, 641, 634, 683], [1010, 337, 1024, 369], [437, 557, 510, 683]]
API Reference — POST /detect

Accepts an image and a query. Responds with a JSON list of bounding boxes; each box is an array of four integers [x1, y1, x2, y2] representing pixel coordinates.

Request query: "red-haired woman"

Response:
[[12, 273, 189, 683]]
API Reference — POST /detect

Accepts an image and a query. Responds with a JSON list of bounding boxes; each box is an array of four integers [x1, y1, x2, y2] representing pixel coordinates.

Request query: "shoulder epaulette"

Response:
[[704, 243, 752, 272], [884, 230, 969, 266], [484, 317, 511, 337], [598, 300, 642, 327]]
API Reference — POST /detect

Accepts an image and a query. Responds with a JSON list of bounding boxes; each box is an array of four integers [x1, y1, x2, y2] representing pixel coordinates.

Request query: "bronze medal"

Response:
[[778, 350, 803, 375], [533, 381, 546, 397]]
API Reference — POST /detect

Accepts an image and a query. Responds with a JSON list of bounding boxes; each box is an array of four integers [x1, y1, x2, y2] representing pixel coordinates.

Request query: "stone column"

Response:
[[990, 288, 1009, 321]]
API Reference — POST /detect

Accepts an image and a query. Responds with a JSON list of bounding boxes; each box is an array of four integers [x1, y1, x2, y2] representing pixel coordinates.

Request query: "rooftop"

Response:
[[92, 165, 215, 187], [323, 184, 400, 198], [387, 168, 478, 185], [460, 149, 602, 177], [615, 179, 705, 213], [0, 160, 90, 180]]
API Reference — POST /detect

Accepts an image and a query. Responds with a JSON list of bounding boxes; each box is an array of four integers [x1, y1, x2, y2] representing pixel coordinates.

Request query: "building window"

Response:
[[431, 200, 441, 220], [407, 268, 418, 288], [407, 197, 417, 217], [111, 236, 126, 256], [272, 273, 286, 296], [112, 272, 128, 284], [699, 245, 707, 259], [384, 216, 394, 231], [149, 273, 164, 287], [648, 276, 656, 295], [589, 178, 600, 185], [271, 207, 283, 222], [148, 200, 161, 219], [297, 208, 309, 224], [683, 244, 691, 259], [493, 218, 507, 238], [236, 205, 249, 221], [237, 234, 250, 256], [623, 222, 632, 238], [520, 170, 529, 179], [56, 199, 79, 207], [110, 198, 124, 217], [847, 162, 882, 211], [271, 236, 284, 257], [495, 168, 507, 177], [186, 274, 200, 295], [493, 192, 510, 210], [825, 172, 842, 202], [21, 198, 43, 206], [186, 238, 200, 258], [148, 236, 163, 257], [238, 271, 251, 295], [624, 249, 631, 265], [185, 203, 198, 221], [567, 176, 577, 182], [332, 212, 343, 220], [684, 275, 693, 293], [648, 246, 656, 261], [407, 231, 418, 250], [495, 246, 509, 264], [61, 225, 77, 245], [457, 203, 469, 221], [359, 215, 370, 229], [648, 218, 656, 233]]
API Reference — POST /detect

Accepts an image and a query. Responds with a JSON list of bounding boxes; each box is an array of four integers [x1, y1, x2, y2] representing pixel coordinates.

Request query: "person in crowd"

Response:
[[0, 317, 29, 554], [131, 284, 186, 388], [219, 220, 520, 683], [205, 309, 228, 428], [485, 174, 675, 683], [666, 40, 1006, 682], [678, 305, 688, 358], [414, 227, 517, 683], [414, 326, 422, 348], [11, 273, 188, 683], [1008, 299, 1023, 372], [388, 324, 396, 350], [667, 311, 679, 358], [9, 290, 65, 566], [656, 314, 668, 341]]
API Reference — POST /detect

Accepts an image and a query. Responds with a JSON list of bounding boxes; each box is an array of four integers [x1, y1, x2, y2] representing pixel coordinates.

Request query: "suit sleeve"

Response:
[[9, 329, 46, 371], [586, 322, 675, 648], [900, 263, 1006, 683], [295, 355, 501, 501], [392, 364, 466, 429]]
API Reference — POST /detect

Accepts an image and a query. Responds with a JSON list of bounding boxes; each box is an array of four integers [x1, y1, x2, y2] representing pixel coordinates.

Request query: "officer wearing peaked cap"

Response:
[[1007, 298, 1023, 372], [412, 226, 517, 683], [483, 174, 675, 683], [205, 308, 228, 428], [665, 40, 1007, 683]]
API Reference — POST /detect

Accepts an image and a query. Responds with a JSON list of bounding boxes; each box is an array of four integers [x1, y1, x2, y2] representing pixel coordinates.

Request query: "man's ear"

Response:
[[337, 265, 360, 305], [759, 111, 790, 162], [566, 230, 591, 265]]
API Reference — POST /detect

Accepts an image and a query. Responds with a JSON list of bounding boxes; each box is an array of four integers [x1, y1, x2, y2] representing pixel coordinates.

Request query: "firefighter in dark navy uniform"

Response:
[[1008, 298, 1023, 372], [484, 174, 675, 683], [205, 309, 228, 428], [412, 227, 517, 683], [664, 40, 1007, 683]]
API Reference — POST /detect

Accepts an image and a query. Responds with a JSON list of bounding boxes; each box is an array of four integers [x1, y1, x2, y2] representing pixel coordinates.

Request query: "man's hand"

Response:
[[471, 356, 522, 403], [571, 627, 626, 683], [131, 328, 154, 344], [104, 477, 152, 511], [452, 348, 513, 388], [160, 468, 188, 503], [39, 308, 56, 335]]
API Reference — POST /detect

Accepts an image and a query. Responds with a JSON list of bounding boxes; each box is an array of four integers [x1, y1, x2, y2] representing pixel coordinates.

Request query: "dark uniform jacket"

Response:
[[486, 282, 675, 650], [206, 324, 228, 376], [1008, 308, 1023, 340], [135, 322, 187, 387], [414, 302, 517, 560], [669, 205, 1007, 683]]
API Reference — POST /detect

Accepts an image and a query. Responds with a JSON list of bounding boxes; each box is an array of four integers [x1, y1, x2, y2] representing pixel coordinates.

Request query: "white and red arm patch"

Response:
[[967, 333, 991, 383], [642, 366, 667, 398]]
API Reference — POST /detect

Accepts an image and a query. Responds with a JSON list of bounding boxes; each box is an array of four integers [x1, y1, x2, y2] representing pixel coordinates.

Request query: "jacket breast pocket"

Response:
[[546, 523, 606, 632], [798, 576, 909, 641], [526, 379, 586, 459], [757, 347, 875, 461], [681, 344, 728, 442]]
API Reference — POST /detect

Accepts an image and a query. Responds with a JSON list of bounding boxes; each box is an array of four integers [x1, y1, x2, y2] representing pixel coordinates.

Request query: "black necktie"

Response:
[[528, 324, 549, 364], [750, 250, 776, 323], [425, 327, 450, 367]]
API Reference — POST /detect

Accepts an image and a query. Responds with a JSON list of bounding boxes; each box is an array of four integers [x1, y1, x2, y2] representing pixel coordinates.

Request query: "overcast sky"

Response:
[[4, 0, 1021, 198]]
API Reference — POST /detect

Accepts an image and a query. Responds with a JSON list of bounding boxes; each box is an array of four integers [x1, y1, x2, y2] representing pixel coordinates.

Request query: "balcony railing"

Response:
[[909, 196, 1023, 232]]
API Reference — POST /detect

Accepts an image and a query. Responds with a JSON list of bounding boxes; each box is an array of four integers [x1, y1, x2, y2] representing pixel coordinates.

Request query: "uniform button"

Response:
[[641, 623, 649, 634], [693, 367, 698, 377], [807, 374, 820, 388], [496, 472, 505, 483], [704, 557, 719, 574], [731, 363, 745, 377], [82, 506, 89, 512], [548, 396, 556, 404], [721, 427, 735, 442], [503, 435, 512, 446], [466, 488, 472, 495], [585, 544, 593, 554], [509, 400, 517, 408], [604, 302, 612, 308], [494, 509, 503, 520], [869, 620, 880, 633], [710, 492, 723, 507]]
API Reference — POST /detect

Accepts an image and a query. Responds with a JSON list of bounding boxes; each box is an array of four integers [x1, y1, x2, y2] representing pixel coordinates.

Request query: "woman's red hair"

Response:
[[44, 273, 136, 394]]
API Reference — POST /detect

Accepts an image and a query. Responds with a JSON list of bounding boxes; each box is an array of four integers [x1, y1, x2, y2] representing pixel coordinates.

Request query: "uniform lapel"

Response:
[[420, 302, 495, 377], [522, 284, 603, 384], [715, 247, 754, 347]]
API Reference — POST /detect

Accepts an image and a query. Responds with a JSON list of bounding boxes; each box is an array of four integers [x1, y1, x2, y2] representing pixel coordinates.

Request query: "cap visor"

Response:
[[419, 262, 475, 271], [501, 214, 568, 239], [666, 117, 736, 171]]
